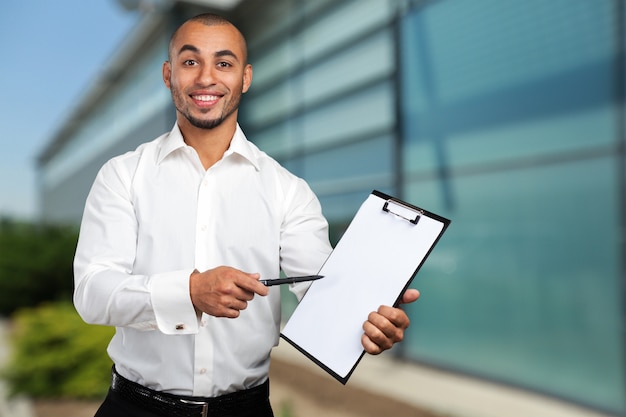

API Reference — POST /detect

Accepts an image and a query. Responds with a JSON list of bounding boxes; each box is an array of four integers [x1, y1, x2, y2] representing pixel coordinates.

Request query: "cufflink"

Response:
[[175, 324, 185, 330]]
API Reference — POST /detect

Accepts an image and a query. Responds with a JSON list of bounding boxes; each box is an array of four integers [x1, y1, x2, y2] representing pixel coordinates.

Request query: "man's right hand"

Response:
[[189, 266, 269, 318]]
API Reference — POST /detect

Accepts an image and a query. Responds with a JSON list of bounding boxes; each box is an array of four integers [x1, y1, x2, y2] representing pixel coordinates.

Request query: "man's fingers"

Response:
[[360, 290, 418, 354], [190, 267, 268, 318], [376, 305, 410, 330], [362, 319, 395, 354], [361, 306, 411, 354], [361, 333, 383, 355], [366, 310, 405, 341], [226, 299, 248, 318], [236, 272, 269, 297], [400, 288, 420, 304]]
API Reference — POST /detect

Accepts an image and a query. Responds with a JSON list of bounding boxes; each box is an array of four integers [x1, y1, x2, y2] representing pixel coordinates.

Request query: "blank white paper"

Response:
[[281, 192, 447, 381]]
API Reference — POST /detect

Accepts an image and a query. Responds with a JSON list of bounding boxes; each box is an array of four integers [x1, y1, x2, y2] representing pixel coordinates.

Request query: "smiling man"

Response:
[[74, 13, 419, 417]]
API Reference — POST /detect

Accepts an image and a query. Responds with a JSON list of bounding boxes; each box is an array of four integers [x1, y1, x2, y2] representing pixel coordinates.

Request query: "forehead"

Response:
[[171, 21, 246, 59]]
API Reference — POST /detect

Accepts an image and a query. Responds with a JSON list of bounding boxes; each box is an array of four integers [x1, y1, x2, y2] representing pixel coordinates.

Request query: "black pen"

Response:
[[260, 275, 324, 286]]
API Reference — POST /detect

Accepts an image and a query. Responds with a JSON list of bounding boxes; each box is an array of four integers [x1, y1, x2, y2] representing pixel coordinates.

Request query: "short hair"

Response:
[[167, 13, 248, 64]]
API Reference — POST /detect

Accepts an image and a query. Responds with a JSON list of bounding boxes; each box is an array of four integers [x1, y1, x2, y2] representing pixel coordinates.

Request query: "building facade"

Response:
[[37, 0, 626, 414]]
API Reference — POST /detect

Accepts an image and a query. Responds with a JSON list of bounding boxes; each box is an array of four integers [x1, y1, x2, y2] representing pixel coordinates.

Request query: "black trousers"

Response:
[[94, 380, 274, 417]]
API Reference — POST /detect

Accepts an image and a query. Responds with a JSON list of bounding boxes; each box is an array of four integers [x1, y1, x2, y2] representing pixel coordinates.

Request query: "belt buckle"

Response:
[[180, 399, 208, 417]]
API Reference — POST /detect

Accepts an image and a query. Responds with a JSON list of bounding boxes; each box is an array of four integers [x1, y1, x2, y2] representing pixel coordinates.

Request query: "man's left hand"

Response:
[[361, 289, 420, 355]]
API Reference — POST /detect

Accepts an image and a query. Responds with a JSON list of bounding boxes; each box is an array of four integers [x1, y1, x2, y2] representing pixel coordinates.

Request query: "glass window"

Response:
[[41, 35, 169, 189], [399, 0, 625, 412], [403, 158, 623, 410], [302, 82, 395, 149]]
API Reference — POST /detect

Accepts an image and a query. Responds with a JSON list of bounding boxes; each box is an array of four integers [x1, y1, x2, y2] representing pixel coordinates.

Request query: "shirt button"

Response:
[[199, 368, 207, 374], [200, 225, 207, 232]]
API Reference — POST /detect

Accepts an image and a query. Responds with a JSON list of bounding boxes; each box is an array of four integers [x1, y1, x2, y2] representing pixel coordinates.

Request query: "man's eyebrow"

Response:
[[176, 45, 241, 63], [178, 44, 200, 55], [215, 49, 240, 62]]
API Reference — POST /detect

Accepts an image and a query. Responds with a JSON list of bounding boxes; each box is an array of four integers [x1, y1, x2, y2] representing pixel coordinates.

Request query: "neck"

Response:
[[178, 118, 237, 170]]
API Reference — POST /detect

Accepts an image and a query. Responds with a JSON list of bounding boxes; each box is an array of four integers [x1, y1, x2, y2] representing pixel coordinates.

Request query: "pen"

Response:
[[260, 275, 324, 286]]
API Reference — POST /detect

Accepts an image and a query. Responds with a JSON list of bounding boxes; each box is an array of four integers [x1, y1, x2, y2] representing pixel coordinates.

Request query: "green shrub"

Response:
[[0, 220, 78, 316], [277, 400, 295, 417], [3, 301, 114, 399]]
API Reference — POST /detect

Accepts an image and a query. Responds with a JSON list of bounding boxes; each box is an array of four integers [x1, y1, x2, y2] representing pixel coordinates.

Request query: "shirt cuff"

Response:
[[150, 269, 200, 335]]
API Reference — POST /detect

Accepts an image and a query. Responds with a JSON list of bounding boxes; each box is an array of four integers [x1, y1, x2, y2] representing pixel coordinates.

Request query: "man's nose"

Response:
[[196, 64, 217, 85]]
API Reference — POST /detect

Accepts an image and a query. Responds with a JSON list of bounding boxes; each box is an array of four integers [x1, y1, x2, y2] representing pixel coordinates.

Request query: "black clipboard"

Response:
[[280, 190, 451, 384]]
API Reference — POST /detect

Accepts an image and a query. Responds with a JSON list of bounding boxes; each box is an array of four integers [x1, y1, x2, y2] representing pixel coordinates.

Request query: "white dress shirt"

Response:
[[74, 123, 332, 397]]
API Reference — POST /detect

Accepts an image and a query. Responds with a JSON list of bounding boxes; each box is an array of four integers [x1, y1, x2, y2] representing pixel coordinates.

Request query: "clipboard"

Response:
[[280, 190, 451, 384]]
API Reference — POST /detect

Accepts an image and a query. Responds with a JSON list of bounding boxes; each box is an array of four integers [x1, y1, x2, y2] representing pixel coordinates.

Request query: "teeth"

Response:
[[193, 95, 218, 101]]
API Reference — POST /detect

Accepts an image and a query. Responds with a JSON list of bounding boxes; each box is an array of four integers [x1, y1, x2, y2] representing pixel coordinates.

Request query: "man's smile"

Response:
[[192, 94, 220, 101], [191, 94, 221, 107]]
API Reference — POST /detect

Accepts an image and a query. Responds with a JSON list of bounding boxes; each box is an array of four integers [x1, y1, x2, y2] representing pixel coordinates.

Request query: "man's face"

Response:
[[163, 22, 252, 130]]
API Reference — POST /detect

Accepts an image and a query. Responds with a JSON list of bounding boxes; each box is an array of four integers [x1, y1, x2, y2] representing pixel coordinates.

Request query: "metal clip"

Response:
[[382, 199, 422, 224]]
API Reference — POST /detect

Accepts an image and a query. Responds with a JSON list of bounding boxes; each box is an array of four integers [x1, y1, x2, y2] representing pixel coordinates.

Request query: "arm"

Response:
[[73, 161, 197, 334], [361, 289, 421, 354], [278, 178, 333, 301]]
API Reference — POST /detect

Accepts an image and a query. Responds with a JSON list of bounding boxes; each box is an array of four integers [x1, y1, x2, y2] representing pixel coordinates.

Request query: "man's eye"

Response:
[[183, 60, 197, 66], [217, 62, 232, 68]]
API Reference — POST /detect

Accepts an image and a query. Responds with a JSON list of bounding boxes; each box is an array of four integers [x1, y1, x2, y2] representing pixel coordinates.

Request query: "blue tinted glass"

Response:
[[403, 158, 623, 410], [399, 0, 625, 412]]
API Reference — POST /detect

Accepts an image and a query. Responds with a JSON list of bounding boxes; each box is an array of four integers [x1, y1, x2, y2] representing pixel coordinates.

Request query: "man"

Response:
[[74, 13, 420, 417]]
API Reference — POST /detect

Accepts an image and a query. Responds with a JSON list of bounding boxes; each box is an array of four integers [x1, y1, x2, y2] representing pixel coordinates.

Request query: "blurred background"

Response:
[[0, 0, 625, 416]]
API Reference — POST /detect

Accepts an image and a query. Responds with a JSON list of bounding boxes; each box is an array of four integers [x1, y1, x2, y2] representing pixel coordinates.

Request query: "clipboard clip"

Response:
[[382, 199, 422, 225]]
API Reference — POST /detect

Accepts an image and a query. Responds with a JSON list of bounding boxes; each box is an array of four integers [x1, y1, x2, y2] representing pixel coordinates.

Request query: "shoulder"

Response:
[[253, 147, 322, 217], [96, 132, 169, 186], [103, 131, 168, 169], [248, 142, 312, 195]]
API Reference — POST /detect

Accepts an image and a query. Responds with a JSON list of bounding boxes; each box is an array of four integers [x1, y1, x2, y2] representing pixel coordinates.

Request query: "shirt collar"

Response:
[[225, 124, 260, 171], [157, 123, 260, 171], [157, 124, 186, 164]]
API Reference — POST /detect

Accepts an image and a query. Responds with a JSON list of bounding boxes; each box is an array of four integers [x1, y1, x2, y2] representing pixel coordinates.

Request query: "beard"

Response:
[[184, 113, 227, 130], [170, 83, 242, 130]]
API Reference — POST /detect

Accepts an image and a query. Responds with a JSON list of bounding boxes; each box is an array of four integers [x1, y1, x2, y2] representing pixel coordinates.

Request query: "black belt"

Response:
[[110, 367, 270, 417]]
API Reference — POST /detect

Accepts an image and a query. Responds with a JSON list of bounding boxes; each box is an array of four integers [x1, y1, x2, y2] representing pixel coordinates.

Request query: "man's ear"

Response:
[[242, 64, 253, 93], [162, 61, 172, 89]]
